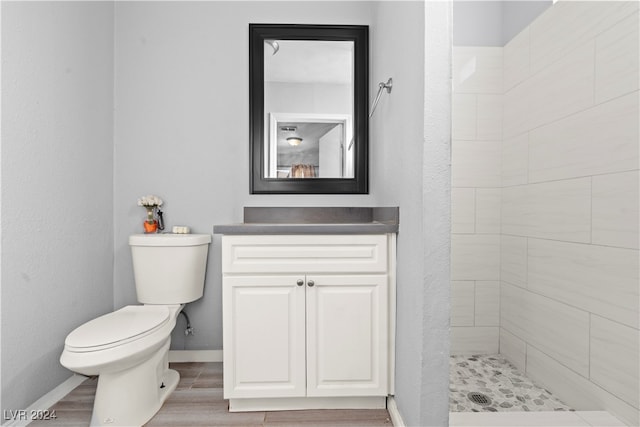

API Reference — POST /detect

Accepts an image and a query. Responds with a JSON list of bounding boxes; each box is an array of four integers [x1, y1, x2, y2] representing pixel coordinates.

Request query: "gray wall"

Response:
[[502, 0, 552, 43], [371, 2, 451, 425], [421, 2, 453, 425], [1, 1, 115, 414], [371, 2, 426, 424], [453, 0, 551, 46], [113, 0, 377, 352], [453, 1, 504, 46]]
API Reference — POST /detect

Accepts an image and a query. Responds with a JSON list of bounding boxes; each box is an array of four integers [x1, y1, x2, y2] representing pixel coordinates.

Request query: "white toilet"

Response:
[[60, 233, 211, 427]]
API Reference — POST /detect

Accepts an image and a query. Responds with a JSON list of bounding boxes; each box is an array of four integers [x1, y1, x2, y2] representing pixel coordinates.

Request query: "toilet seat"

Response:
[[65, 305, 170, 353]]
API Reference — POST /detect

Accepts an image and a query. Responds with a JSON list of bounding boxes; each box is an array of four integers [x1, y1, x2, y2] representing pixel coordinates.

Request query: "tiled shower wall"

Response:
[[499, 2, 639, 425], [451, 2, 639, 425], [450, 46, 503, 354]]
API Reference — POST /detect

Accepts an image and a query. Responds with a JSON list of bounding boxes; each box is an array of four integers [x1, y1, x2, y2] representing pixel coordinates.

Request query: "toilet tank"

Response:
[[129, 234, 212, 304]]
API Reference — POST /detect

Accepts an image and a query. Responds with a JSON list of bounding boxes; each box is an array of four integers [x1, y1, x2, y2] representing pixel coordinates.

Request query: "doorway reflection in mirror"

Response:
[[268, 114, 352, 179]]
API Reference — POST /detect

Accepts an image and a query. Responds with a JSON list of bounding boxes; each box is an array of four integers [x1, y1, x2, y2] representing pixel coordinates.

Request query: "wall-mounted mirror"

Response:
[[250, 24, 368, 194]]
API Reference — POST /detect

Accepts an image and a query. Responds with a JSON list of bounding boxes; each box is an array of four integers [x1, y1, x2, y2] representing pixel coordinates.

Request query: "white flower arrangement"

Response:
[[137, 195, 163, 208]]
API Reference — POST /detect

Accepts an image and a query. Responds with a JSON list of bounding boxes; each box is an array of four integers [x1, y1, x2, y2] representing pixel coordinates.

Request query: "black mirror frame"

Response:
[[249, 24, 369, 194]]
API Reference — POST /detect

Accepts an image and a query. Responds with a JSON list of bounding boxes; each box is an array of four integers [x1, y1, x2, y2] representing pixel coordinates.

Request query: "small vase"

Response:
[[144, 220, 158, 233], [143, 206, 158, 233]]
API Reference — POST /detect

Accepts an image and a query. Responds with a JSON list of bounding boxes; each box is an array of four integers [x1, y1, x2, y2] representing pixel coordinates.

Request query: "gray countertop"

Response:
[[213, 207, 399, 235]]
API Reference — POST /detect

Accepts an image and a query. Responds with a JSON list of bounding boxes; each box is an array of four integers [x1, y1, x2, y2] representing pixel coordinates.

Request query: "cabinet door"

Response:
[[223, 275, 306, 398], [305, 275, 388, 397]]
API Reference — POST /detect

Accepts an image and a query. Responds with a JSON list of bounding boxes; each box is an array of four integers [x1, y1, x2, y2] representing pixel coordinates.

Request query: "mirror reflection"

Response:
[[264, 40, 354, 179]]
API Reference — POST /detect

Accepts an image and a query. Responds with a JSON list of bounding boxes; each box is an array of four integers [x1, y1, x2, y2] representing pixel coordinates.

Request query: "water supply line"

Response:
[[179, 310, 194, 336]]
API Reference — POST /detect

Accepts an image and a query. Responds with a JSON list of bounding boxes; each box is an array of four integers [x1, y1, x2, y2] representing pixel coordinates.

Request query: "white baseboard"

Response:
[[387, 396, 405, 427], [168, 349, 222, 363], [1, 374, 87, 427]]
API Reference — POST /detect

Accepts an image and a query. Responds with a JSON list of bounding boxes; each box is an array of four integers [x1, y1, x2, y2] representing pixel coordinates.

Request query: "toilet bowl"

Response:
[[60, 233, 211, 427], [61, 304, 182, 426]]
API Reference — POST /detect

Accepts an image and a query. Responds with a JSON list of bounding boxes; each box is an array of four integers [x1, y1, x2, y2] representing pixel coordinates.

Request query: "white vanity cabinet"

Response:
[[221, 234, 395, 411]]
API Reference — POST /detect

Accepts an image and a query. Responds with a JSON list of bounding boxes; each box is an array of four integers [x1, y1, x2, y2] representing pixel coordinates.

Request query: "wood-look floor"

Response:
[[29, 362, 393, 427]]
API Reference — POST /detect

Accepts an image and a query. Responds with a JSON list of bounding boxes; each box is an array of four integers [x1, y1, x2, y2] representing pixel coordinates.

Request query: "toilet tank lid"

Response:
[[129, 233, 211, 247]]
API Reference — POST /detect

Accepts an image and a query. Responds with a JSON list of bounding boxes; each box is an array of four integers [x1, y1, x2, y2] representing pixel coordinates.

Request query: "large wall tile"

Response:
[[452, 94, 477, 140], [595, 11, 640, 103], [501, 186, 528, 237], [501, 283, 590, 376], [476, 94, 502, 141], [452, 47, 503, 94], [450, 326, 499, 355], [502, 178, 592, 243], [451, 44, 504, 360], [452, 140, 502, 188], [503, 27, 530, 92], [528, 238, 639, 328], [501, 133, 528, 187], [500, 235, 527, 288], [530, 1, 639, 75], [451, 234, 500, 281], [590, 315, 640, 408], [475, 281, 499, 326], [524, 178, 591, 243], [503, 81, 529, 140], [529, 93, 639, 183], [527, 41, 594, 131], [451, 281, 475, 327], [475, 188, 500, 234], [499, 328, 526, 372], [526, 346, 639, 427], [592, 171, 640, 250], [451, 188, 475, 234]]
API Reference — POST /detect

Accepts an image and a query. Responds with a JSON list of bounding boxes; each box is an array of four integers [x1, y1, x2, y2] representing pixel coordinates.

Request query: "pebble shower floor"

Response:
[[450, 354, 574, 412]]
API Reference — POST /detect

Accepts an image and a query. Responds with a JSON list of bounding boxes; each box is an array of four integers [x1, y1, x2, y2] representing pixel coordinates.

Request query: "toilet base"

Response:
[[89, 338, 177, 426]]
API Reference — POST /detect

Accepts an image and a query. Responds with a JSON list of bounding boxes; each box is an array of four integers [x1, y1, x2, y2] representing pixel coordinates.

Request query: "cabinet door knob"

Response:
[[296, 279, 304, 286], [307, 280, 315, 287]]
